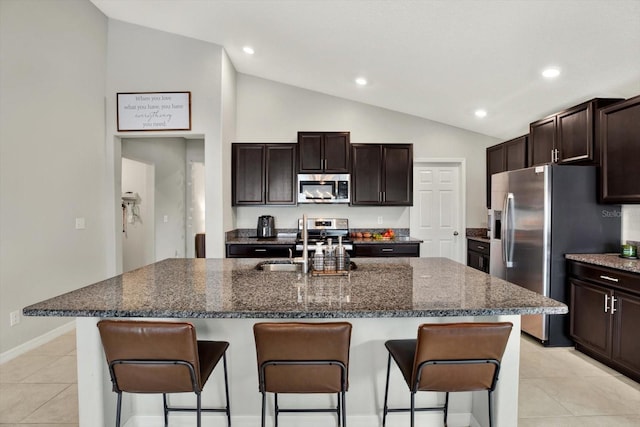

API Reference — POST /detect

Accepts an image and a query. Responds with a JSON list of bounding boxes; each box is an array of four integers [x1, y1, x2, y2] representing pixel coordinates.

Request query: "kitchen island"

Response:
[[24, 257, 567, 427]]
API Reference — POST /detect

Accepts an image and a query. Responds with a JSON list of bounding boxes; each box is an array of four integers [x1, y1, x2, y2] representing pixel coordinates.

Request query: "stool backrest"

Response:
[[253, 322, 352, 393], [412, 322, 513, 392], [97, 320, 201, 393]]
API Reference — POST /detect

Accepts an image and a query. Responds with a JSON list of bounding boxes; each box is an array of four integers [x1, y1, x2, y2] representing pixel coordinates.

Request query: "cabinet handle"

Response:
[[382, 191, 386, 202], [381, 248, 394, 252], [599, 275, 619, 283], [254, 248, 267, 252], [477, 245, 485, 250], [610, 296, 617, 315], [323, 159, 327, 170], [604, 294, 609, 313]]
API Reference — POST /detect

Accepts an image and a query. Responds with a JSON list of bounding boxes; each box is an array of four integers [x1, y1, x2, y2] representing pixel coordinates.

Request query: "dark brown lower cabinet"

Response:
[[226, 244, 294, 258], [353, 243, 420, 257], [467, 238, 490, 273], [568, 260, 640, 382]]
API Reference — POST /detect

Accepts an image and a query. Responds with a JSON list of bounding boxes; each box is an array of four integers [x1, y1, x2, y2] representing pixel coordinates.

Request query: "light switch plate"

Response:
[[75, 217, 86, 229]]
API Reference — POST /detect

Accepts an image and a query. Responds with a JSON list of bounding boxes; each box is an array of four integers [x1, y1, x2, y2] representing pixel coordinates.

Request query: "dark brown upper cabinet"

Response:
[[599, 94, 640, 204], [232, 143, 297, 206], [351, 144, 413, 206], [485, 135, 528, 207], [298, 131, 350, 173], [528, 98, 622, 167]]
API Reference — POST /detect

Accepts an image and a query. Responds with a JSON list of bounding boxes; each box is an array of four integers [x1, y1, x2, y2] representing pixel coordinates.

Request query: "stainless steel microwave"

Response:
[[297, 174, 350, 204]]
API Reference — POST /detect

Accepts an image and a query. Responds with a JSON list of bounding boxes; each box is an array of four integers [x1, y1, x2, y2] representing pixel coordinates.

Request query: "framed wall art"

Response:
[[117, 92, 191, 131]]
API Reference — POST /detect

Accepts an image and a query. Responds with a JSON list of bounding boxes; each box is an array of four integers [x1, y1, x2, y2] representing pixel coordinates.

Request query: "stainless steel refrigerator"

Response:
[[489, 165, 621, 346]]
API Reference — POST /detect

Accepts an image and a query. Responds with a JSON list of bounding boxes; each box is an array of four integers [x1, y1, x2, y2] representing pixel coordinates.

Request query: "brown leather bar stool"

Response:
[[253, 322, 352, 427], [383, 322, 513, 427], [97, 320, 231, 427]]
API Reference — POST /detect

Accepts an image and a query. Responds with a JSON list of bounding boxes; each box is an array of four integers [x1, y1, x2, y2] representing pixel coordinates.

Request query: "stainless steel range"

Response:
[[295, 217, 353, 252]]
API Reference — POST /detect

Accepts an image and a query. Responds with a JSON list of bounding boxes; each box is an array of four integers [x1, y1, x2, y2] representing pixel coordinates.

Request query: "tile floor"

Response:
[[1, 330, 639, 426]]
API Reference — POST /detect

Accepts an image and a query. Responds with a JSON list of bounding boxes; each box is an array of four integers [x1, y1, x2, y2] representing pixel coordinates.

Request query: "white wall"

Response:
[[105, 19, 232, 262], [622, 205, 640, 243], [122, 138, 187, 260], [0, 0, 109, 353], [121, 158, 155, 272], [235, 74, 501, 230]]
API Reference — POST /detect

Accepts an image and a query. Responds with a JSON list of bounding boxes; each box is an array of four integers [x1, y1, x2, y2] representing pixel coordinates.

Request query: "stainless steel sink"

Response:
[[256, 260, 303, 272]]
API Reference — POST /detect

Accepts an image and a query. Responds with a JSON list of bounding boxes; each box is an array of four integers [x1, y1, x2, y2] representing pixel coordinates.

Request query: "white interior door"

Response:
[[410, 161, 464, 261]]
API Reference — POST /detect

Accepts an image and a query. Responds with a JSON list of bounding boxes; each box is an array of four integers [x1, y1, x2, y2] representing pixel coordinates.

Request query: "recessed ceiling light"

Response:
[[542, 67, 561, 78], [243, 46, 255, 55], [355, 77, 368, 86], [475, 109, 487, 118]]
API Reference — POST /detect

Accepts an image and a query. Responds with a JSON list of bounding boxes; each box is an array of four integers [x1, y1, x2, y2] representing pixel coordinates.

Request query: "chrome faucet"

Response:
[[293, 213, 309, 273]]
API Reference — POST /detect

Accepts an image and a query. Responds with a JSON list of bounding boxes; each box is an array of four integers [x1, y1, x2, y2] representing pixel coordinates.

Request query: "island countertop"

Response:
[[23, 257, 567, 319]]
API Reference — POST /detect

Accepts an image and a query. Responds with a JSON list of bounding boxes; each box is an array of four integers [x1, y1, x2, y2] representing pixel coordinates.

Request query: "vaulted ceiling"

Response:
[[90, 0, 640, 140]]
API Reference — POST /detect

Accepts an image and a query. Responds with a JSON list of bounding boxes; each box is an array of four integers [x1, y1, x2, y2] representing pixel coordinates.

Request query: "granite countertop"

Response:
[[23, 257, 567, 319], [350, 236, 423, 245], [226, 236, 297, 245], [566, 253, 640, 274]]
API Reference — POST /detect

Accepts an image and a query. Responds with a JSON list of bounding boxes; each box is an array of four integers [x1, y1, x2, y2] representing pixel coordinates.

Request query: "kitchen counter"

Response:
[[467, 236, 490, 244], [350, 236, 423, 244], [23, 257, 565, 318], [566, 253, 640, 274], [23, 257, 565, 427]]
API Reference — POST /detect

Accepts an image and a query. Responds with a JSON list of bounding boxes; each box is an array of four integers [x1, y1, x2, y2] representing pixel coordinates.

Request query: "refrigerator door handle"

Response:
[[502, 193, 515, 268]]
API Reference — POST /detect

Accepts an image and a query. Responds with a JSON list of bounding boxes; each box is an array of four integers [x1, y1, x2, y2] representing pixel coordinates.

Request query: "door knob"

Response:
[[453, 231, 459, 236]]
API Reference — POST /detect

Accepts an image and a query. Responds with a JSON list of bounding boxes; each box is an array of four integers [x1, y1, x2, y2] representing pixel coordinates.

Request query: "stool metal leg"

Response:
[[222, 352, 231, 427], [274, 393, 279, 427], [162, 393, 169, 427], [410, 391, 416, 427], [196, 392, 202, 427], [444, 391, 449, 426], [342, 389, 347, 427], [260, 391, 266, 427], [382, 353, 392, 427], [115, 391, 122, 427]]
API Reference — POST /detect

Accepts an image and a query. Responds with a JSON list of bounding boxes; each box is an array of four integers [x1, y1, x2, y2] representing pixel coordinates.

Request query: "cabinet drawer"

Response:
[[467, 239, 490, 255], [353, 243, 420, 257], [226, 244, 294, 258], [569, 261, 640, 295]]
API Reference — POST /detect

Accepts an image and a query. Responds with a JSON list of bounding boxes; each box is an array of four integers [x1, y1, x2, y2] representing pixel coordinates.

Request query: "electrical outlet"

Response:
[[377, 216, 383, 224], [75, 217, 86, 229], [10, 310, 20, 326]]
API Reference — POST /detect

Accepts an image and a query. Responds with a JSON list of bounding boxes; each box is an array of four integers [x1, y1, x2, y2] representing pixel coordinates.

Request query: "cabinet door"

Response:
[[265, 144, 296, 205], [529, 116, 556, 166], [486, 144, 505, 208], [612, 290, 640, 378], [569, 278, 612, 358], [382, 144, 413, 205], [298, 132, 324, 172], [600, 95, 640, 203], [351, 144, 382, 205], [467, 250, 489, 272], [226, 244, 294, 258], [232, 144, 265, 205], [505, 136, 528, 170], [323, 132, 350, 172], [557, 102, 592, 164], [354, 243, 420, 257]]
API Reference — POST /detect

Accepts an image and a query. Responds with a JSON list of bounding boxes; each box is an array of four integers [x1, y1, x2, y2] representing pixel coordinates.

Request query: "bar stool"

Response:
[[383, 322, 513, 427], [97, 320, 231, 427], [253, 322, 352, 427]]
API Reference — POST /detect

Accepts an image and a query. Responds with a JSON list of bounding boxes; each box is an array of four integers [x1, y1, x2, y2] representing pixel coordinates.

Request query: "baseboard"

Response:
[[123, 413, 474, 427], [0, 320, 76, 364]]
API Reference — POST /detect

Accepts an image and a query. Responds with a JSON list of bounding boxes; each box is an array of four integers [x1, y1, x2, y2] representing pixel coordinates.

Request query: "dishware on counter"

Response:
[[621, 244, 638, 259]]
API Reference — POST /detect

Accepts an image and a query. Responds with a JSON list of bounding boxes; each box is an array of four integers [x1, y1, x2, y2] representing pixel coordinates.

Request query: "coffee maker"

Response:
[[257, 215, 276, 238]]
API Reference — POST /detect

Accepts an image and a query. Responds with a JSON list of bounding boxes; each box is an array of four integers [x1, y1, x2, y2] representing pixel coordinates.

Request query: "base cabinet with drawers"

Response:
[[352, 243, 420, 257], [467, 238, 490, 273], [226, 244, 295, 258], [568, 260, 640, 382]]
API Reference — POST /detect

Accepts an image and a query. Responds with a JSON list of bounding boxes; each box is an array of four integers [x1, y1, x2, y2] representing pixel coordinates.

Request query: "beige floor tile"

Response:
[[520, 346, 619, 379], [25, 331, 76, 357], [0, 425, 78, 427], [518, 415, 640, 426], [21, 355, 77, 384], [527, 376, 639, 416], [0, 383, 68, 423], [20, 384, 78, 424], [518, 379, 572, 418], [0, 354, 56, 383]]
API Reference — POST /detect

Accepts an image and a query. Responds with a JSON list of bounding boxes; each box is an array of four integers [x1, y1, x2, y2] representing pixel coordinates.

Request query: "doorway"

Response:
[[410, 160, 465, 262], [121, 137, 204, 271]]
